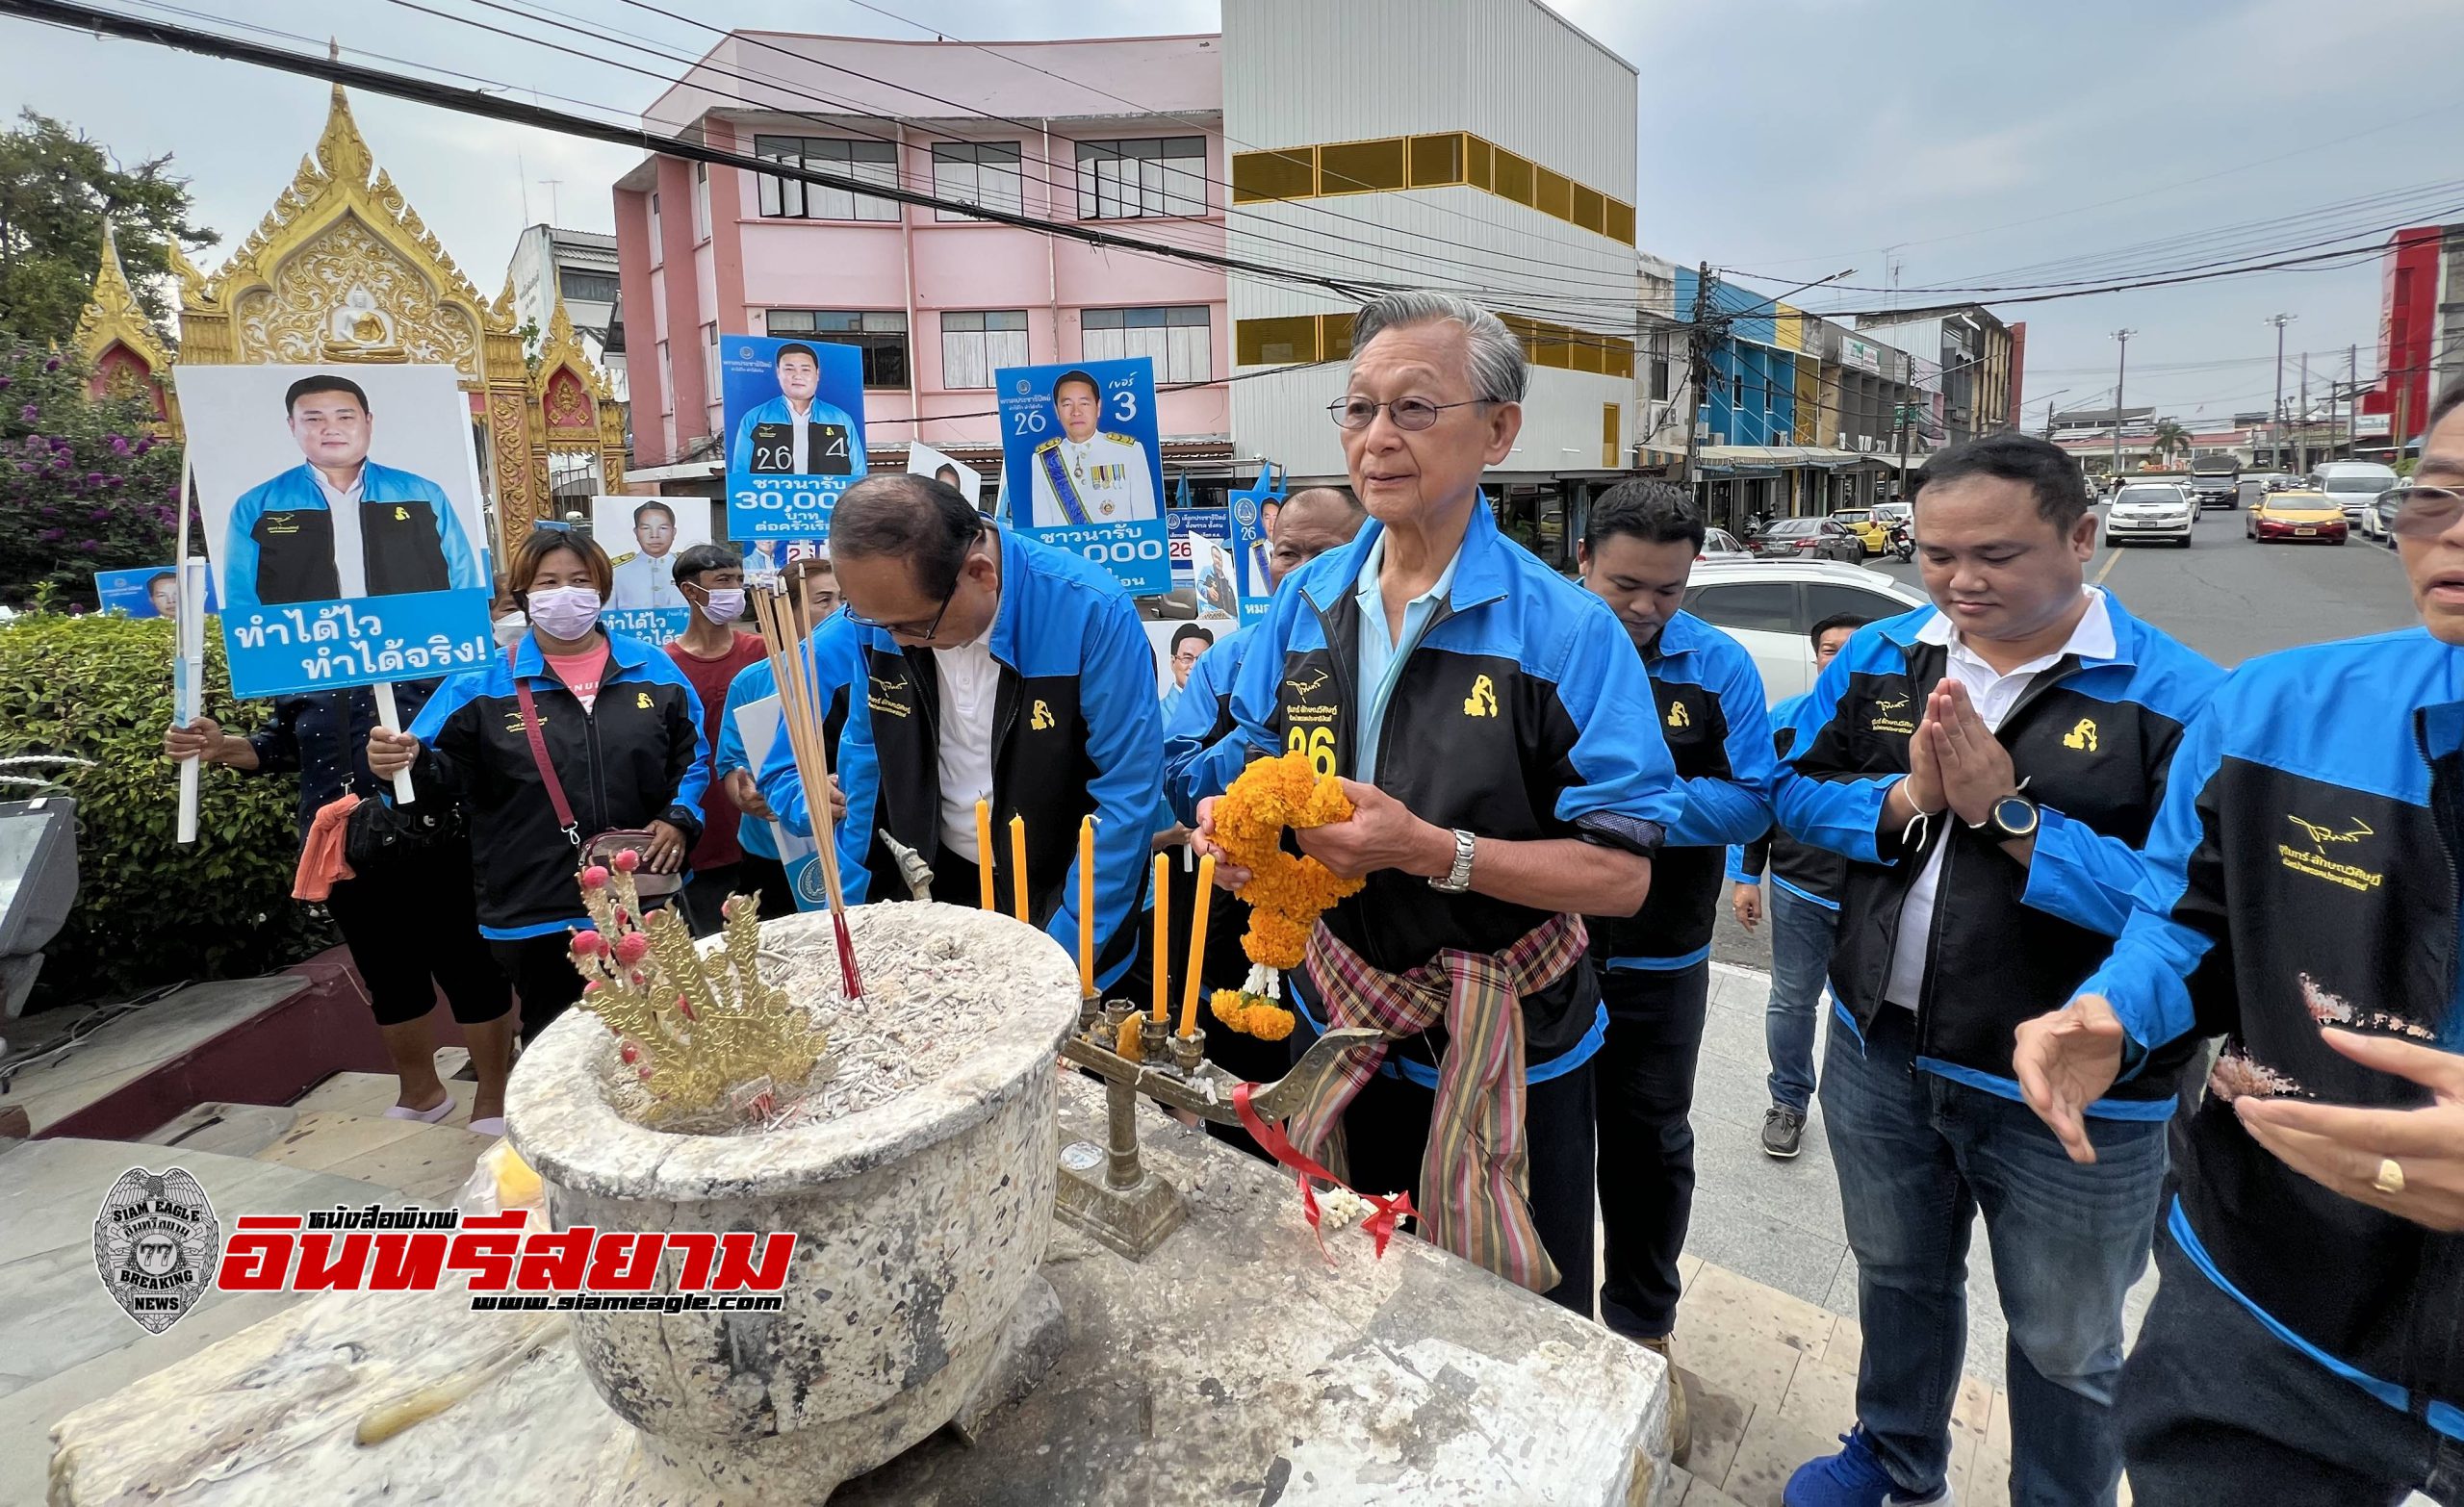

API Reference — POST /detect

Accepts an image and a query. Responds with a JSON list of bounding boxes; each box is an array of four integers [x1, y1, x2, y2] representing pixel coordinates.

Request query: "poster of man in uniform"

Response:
[[94, 566, 219, 620], [723, 334, 868, 541], [906, 441, 984, 511], [996, 356, 1168, 595], [171, 363, 492, 699], [594, 495, 713, 645]]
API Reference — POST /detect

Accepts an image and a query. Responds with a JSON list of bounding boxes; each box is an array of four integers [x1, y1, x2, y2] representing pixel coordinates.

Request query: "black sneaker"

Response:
[[1761, 1105, 1807, 1159]]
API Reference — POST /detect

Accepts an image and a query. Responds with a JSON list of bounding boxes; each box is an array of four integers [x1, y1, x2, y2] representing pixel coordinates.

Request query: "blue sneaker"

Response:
[[1783, 1428, 1949, 1506]]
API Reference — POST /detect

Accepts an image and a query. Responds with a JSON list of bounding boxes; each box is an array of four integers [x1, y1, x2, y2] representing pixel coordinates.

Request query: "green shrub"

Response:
[[0, 608, 331, 1009]]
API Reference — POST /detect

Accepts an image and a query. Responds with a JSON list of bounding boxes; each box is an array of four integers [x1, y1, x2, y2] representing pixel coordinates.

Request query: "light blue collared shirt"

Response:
[[1351, 532, 1462, 778]]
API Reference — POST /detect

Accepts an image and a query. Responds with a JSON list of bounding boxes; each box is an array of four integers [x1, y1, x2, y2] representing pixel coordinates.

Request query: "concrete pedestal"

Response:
[[48, 1076, 1670, 1506]]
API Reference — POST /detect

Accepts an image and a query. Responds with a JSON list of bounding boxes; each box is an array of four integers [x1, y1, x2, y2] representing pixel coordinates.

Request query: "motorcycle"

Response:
[[1886, 521, 1914, 562]]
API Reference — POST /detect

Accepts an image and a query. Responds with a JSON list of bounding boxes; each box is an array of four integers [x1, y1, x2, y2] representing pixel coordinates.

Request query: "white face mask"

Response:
[[492, 611, 528, 649], [698, 588, 747, 626], [525, 586, 603, 642]]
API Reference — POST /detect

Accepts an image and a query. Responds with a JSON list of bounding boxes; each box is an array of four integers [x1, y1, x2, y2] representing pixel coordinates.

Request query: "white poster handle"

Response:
[[370, 681, 417, 805], [173, 556, 208, 846]]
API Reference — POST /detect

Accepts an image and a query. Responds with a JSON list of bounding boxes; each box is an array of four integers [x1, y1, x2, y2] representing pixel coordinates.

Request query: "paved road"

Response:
[[1709, 504, 2419, 970]]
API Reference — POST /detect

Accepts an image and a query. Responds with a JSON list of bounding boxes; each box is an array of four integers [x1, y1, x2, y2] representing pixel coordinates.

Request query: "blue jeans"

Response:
[[1820, 1007, 2168, 1507], [1763, 882, 1836, 1112]]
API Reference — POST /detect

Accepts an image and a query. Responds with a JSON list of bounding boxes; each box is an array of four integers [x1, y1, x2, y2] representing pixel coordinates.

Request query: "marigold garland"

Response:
[[1207, 752, 1365, 1037]]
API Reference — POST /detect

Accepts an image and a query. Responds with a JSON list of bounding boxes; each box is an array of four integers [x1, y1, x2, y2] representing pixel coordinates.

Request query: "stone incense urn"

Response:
[[506, 903, 1082, 1503]]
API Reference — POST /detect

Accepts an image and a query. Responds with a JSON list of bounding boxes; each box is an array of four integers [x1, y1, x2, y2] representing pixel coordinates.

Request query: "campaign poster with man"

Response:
[[905, 441, 984, 511], [594, 494, 714, 645], [94, 565, 219, 620], [170, 363, 492, 699], [722, 334, 868, 541], [1227, 465, 1282, 623], [994, 356, 1168, 595], [1142, 617, 1220, 714]]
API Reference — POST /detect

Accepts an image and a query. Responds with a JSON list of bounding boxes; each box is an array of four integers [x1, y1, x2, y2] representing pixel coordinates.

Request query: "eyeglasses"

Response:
[[1326, 396, 1500, 431], [2383, 483, 2464, 540], [841, 534, 985, 641]]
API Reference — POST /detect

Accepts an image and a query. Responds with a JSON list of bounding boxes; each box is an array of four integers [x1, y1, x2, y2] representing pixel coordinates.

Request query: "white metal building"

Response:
[[1223, 0, 1642, 543]]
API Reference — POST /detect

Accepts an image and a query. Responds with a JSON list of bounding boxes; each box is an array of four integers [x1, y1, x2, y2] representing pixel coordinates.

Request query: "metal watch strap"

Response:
[[1429, 828, 1476, 893]]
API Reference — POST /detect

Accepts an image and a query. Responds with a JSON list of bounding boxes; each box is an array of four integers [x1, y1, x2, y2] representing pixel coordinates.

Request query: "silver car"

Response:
[[2311, 461, 2400, 539]]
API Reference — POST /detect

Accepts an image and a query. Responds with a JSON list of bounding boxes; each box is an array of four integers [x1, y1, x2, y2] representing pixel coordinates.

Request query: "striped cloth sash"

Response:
[[1036, 444, 1091, 525], [1292, 911, 1589, 1294]]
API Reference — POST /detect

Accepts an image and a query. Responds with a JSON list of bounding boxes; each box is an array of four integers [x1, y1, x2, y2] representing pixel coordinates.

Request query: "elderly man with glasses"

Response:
[[757, 472, 1163, 995], [1189, 292, 1682, 1315], [2014, 380, 2464, 1507]]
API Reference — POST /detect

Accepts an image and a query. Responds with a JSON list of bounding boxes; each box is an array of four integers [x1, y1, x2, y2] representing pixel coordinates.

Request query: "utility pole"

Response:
[[1681, 260, 1712, 517], [2297, 351, 2309, 473], [2110, 329, 2136, 483], [2347, 344, 2359, 460], [2265, 313, 2295, 470]]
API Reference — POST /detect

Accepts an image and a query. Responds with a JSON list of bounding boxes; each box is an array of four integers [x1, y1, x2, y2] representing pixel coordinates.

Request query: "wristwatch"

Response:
[[1428, 828, 1476, 894], [1979, 793, 2040, 840]]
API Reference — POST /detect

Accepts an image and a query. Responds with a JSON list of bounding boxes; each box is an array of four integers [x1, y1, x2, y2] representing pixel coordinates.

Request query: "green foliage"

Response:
[[2149, 420, 2191, 463], [0, 109, 217, 345], [0, 342, 183, 609], [0, 608, 331, 1009]]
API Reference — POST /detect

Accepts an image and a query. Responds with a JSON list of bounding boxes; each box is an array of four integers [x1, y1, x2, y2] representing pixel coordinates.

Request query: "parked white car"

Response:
[[2310, 461, 2400, 540], [1681, 560, 1931, 706], [2106, 483, 2196, 547]]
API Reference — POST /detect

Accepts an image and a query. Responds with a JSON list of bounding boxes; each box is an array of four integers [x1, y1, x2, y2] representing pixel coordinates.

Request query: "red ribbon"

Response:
[[1232, 1081, 1418, 1266]]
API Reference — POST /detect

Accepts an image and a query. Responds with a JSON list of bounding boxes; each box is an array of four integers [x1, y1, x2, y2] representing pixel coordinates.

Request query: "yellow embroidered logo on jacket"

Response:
[[1463, 675, 1498, 718], [2063, 718, 2098, 752], [503, 710, 539, 734], [265, 513, 298, 535], [1031, 700, 1056, 730], [393, 506, 410, 522], [2279, 815, 2383, 891], [1867, 694, 1915, 736], [1667, 702, 1692, 729], [636, 690, 654, 710]]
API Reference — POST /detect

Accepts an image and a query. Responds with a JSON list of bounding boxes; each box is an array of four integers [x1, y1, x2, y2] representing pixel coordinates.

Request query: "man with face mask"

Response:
[[1573, 478, 1778, 1465], [1775, 433, 2223, 1507], [663, 542, 768, 934]]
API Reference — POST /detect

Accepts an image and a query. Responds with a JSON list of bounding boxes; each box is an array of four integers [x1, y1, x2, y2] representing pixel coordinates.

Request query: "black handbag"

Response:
[[343, 789, 465, 872]]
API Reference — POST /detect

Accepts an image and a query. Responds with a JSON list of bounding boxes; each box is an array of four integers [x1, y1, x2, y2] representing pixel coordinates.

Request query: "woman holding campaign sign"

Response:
[[368, 525, 711, 1044]]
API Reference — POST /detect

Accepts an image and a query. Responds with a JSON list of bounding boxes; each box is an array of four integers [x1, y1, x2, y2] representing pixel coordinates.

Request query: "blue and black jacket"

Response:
[[222, 460, 486, 611], [713, 612, 860, 862], [1193, 500, 1683, 1079], [1586, 610, 1775, 970], [244, 679, 443, 844], [407, 633, 708, 939], [2081, 629, 2464, 1429], [1779, 591, 2223, 1103], [1728, 691, 1846, 909], [759, 525, 1163, 991]]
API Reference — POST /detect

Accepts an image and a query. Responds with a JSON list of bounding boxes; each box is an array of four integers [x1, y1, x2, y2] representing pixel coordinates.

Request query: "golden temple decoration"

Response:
[[570, 856, 827, 1130], [70, 223, 177, 430]]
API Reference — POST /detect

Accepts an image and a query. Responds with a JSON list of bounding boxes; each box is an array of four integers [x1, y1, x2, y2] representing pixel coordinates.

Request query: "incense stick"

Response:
[[753, 585, 863, 1000]]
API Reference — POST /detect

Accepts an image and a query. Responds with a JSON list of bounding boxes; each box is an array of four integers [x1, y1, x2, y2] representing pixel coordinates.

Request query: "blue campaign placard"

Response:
[[95, 565, 218, 620], [169, 362, 495, 700], [1227, 466, 1282, 624], [995, 356, 1168, 595], [1165, 507, 1227, 586], [722, 334, 869, 541]]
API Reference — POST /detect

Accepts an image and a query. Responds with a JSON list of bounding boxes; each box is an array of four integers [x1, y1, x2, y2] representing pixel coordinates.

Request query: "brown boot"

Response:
[[1635, 1332, 1692, 1467]]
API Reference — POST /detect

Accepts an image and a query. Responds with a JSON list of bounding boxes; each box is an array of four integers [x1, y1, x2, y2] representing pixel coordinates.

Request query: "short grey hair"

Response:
[[1348, 293, 1527, 404]]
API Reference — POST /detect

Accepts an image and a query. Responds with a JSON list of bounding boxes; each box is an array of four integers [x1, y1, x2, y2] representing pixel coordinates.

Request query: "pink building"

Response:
[[614, 31, 1233, 484]]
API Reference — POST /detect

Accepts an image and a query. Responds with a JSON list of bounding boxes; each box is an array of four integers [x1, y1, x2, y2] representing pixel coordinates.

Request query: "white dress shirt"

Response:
[[312, 467, 368, 597], [934, 623, 999, 862], [786, 397, 811, 473], [1883, 588, 2117, 1010]]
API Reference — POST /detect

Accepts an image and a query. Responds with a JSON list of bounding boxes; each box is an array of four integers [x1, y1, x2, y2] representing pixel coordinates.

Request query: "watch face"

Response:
[[1993, 796, 2040, 837]]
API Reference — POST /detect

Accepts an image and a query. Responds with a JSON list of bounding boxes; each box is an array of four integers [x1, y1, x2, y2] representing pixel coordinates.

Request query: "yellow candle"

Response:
[[1077, 816, 1096, 999], [1151, 851, 1170, 1022], [974, 799, 995, 910], [1178, 853, 1215, 1037], [1010, 814, 1030, 924]]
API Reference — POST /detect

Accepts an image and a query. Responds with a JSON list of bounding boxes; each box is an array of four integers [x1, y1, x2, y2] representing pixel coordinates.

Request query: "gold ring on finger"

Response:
[[2373, 1158, 2406, 1196]]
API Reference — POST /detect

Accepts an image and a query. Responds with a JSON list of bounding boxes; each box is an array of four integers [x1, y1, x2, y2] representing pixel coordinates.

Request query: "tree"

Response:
[[0, 342, 182, 608], [0, 110, 217, 345], [2149, 419, 2190, 466]]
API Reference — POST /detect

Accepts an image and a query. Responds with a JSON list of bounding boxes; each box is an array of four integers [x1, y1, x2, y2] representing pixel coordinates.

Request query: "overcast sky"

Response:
[[8, 0, 2460, 427]]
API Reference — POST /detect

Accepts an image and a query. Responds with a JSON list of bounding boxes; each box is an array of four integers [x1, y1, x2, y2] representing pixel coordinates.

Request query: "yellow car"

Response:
[[2246, 490, 2348, 545], [1829, 508, 1892, 557]]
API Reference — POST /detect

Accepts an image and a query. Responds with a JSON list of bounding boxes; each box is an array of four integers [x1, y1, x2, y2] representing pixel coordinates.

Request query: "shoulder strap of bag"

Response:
[[510, 648, 581, 847]]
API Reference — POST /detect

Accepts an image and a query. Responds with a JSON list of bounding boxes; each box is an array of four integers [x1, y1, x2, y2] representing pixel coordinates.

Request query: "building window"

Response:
[[768, 309, 910, 389], [932, 142, 1023, 221], [655, 338, 673, 415], [754, 136, 900, 222], [1407, 133, 1465, 188], [1650, 356, 1671, 402], [692, 162, 711, 241], [1236, 316, 1319, 366], [558, 268, 620, 304], [1076, 137, 1206, 219], [1492, 148, 1534, 208], [1231, 147, 1315, 204], [1083, 305, 1211, 383], [1317, 138, 1406, 195], [647, 192, 661, 265], [702, 322, 720, 397], [940, 309, 1029, 389]]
